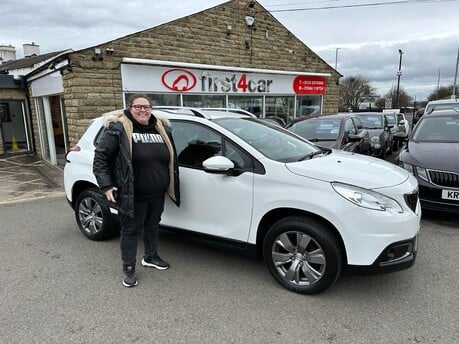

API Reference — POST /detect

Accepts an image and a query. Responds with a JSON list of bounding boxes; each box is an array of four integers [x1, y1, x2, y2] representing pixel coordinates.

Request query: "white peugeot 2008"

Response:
[[64, 107, 421, 295]]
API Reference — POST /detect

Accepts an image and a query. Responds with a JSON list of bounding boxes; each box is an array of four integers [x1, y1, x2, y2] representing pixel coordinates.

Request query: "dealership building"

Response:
[[0, 0, 340, 165]]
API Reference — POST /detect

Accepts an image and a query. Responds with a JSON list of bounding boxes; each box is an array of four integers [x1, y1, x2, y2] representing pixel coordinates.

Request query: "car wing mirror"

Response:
[[203, 156, 235, 174]]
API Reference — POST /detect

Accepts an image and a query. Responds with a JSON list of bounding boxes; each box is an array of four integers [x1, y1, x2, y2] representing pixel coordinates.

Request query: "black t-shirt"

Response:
[[128, 112, 170, 199]]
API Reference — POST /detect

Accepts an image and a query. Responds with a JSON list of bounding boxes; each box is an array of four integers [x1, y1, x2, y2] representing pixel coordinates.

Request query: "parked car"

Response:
[[383, 112, 404, 150], [64, 107, 420, 295], [285, 113, 371, 155], [353, 112, 393, 158], [392, 112, 411, 150], [397, 109, 459, 213], [424, 98, 459, 115]]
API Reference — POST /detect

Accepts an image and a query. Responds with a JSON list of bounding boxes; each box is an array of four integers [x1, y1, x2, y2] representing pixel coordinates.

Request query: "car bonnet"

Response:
[[406, 141, 459, 171], [286, 150, 409, 189]]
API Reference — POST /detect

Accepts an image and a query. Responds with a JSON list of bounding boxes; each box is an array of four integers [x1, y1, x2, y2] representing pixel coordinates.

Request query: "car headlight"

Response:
[[399, 161, 414, 174], [332, 182, 403, 213], [399, 162, 429, 182], [416, 167, 429, 182], [370, 136, 380, 143]]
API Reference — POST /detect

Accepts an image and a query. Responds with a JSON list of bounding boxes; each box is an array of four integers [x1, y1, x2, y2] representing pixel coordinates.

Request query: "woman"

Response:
[[93, 94, 180, 287]]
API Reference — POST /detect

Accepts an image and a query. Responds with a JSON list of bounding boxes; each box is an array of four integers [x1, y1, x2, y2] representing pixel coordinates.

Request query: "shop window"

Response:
[[228, 96, 263, 117], [124, 93, 180, 107], [183, 95, 225, 108], [265, 96, 295, 124], [297, 96, 322, 117]]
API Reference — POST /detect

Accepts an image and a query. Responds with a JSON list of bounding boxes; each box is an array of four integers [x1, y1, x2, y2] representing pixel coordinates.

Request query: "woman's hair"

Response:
[[126, 94, 152, 108]]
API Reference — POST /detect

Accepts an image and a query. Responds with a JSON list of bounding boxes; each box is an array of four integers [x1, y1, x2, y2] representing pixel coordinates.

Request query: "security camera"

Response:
[[245, 16, 255, 27]]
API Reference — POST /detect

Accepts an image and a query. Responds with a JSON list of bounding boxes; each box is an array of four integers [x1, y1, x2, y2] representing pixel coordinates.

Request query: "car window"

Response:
[[352, 117, 363, 130], [412, 117, 459, 142], [289, 119, 340, 140], [215, 117, 319, 162], [170, 121, 250, 169], [385, 114, 397, 125], [356, 115, 383, 129], [344, 118, 357, 134]]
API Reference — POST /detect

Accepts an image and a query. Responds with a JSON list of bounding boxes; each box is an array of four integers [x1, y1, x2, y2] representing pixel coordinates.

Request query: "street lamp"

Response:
[[335, 48, 341, 70], [395, 49, 403, 108], [437, 70, 440, 95]]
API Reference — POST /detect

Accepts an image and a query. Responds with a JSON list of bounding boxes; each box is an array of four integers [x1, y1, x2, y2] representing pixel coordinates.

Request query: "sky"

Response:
[[1, 0, 458, 101]]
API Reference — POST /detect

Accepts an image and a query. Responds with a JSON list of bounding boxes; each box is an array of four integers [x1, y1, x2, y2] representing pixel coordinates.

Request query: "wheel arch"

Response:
[[71, 180, 99, 208], [255, 208, 348, 264]]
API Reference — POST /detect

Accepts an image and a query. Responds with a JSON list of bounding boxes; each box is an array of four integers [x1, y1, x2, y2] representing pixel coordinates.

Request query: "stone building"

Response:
[[4, 0, 341, 164]]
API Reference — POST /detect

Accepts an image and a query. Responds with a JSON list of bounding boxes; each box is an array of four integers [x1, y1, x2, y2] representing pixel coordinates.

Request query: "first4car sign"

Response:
[[121, 63, 328, 95]]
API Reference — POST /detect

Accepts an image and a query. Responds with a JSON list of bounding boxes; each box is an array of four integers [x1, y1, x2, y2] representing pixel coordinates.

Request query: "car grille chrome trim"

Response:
[[403, 190, 419, 213], [428, 169, 459, 188]]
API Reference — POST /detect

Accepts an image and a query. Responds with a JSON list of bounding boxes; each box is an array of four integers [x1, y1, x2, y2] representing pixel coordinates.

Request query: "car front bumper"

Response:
[[348, 234, 418, 273], [418, 183, 459, 214]]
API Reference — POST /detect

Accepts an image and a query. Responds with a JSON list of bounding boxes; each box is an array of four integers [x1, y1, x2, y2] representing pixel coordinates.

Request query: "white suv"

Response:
[[64, 107, 421, 294]]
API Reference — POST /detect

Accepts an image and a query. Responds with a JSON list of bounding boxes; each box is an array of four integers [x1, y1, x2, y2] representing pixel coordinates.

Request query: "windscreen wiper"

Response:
[[298, 150, 324, 161]]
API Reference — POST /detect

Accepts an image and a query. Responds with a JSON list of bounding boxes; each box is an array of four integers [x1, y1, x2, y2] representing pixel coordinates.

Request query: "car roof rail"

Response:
[[152, 106, 206, 118], [197, 107, 257, 118]]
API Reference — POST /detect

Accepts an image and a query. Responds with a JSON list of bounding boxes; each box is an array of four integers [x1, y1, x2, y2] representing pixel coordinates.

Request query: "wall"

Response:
[[61, 0, 340, 145]]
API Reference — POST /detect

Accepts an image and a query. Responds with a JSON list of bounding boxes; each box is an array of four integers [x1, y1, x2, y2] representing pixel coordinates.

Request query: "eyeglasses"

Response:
[[131, 104, 152, 110]]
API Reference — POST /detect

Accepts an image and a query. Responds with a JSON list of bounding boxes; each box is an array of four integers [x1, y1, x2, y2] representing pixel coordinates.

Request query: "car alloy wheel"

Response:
[[74, 187, 117, 240], [263, 216, 342, 294]]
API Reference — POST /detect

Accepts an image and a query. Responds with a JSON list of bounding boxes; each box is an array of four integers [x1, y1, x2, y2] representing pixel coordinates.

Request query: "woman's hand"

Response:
[[105, 187, 118, 203]]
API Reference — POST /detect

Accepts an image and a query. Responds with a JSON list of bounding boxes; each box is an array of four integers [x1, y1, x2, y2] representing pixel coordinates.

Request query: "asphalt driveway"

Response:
[[0, 154, 64, 205]]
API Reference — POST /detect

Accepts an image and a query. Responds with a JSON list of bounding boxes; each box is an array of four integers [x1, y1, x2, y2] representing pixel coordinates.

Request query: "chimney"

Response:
[[0, 44, 17, 62], [23, 42, 40, 57]]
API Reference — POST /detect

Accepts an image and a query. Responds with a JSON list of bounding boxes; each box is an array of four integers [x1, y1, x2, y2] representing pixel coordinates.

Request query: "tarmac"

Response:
[[0, 154, 65, 205]]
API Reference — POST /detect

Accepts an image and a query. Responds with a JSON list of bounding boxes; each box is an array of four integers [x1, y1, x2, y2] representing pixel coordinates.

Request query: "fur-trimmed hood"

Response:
[[102, 109, 170, 128]]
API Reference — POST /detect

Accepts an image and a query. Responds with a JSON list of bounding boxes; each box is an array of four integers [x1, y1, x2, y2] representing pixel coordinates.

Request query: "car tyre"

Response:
[[75, 187, 118, 241], [263, 216, 343, 294]]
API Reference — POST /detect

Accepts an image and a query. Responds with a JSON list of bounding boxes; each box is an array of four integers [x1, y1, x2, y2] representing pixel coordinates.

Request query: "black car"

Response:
[[397, 109, 459, 213], [285, 113, 371, 154], [353, 112, 393, 158]]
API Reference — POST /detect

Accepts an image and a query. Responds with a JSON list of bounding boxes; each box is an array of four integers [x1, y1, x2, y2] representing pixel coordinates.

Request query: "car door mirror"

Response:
[[203, 156, 234, 173]]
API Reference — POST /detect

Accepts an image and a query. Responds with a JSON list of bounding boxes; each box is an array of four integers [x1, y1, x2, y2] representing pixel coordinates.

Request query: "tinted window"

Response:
[[412, 116, 459, 142], [170, 121, 250, 169]]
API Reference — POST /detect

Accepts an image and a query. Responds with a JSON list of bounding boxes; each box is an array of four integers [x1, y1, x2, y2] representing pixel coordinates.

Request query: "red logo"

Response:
[[293, 76, 327, 95], [161, 68, 197, 92]]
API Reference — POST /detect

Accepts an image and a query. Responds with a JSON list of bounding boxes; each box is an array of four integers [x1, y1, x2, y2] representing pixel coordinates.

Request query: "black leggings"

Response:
[[119, 194, 165, 269]]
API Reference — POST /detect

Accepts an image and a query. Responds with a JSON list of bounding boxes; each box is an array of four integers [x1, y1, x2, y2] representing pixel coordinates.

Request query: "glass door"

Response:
[[0, 100, 31, 154], [35, 97, 57, 165]]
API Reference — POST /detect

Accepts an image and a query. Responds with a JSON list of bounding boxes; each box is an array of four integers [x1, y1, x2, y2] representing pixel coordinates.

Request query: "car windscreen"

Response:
[[426, 103, 459, 114], [411, 116, 459, 142], [356, 115, 383, 129], [385, 114, 397, 124], [288, 119, 340, 141], [215, 117, 321, 162]]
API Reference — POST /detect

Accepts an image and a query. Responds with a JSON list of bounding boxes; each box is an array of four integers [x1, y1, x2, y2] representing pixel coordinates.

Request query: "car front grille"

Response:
[[428, 170, 459, 188], [404, 190, 418, 213]]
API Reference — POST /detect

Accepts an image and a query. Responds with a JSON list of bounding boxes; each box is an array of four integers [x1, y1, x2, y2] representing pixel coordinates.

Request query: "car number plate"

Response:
[[441, 190, 459, 200]]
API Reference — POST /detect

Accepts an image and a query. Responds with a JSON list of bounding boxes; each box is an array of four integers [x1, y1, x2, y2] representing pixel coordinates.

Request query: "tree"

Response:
[[427, 85, 455, 101], [339, 75, 375, 111], [383, 86, 413, 108]]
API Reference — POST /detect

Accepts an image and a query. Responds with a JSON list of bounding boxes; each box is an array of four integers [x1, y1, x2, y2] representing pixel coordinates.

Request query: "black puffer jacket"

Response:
[[93, 109, 180, 217]]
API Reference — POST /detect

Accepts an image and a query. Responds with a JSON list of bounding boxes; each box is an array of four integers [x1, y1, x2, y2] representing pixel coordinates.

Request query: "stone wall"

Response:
[[62, 0, 340, 145]]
